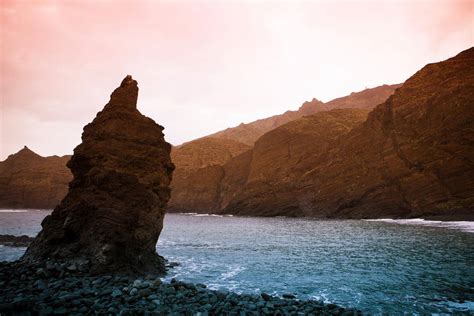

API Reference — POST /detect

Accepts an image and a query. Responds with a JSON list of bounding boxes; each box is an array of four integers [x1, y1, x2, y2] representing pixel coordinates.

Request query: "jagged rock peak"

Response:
[[12, 146, 41, 159], [107, 75, 139, 110], [22, 76, 174, 275], [299, 97, 324, 114]]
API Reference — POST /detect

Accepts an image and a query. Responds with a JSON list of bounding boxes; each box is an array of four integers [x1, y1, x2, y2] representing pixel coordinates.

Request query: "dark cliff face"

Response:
[[168, 85, 399, 214], [222, 109, 371, 216], [22, 76, 175, 274], [0, 147, 71, 209], [167, 137, 250, 213], [222, 47, 474, 220], [302, 47, 474, 220]]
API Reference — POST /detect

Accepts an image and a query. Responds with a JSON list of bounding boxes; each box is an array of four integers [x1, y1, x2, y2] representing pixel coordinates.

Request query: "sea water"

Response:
[[0, 210, 473, 314]]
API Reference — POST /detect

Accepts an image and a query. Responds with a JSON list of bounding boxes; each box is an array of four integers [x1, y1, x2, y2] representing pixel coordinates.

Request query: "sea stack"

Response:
[[22, 75, 174, 274]]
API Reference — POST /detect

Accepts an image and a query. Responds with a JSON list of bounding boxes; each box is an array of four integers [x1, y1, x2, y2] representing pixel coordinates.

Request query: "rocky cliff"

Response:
[[208, 84, 400, 145], [22, 76, 175, 274], [222, 109, 371, 216], [168, 85, 399, 213], [222, 48, 474, 220], [168, 138, 250, 212], [0, 147, 71, 209], [171, 137, 251, 172]]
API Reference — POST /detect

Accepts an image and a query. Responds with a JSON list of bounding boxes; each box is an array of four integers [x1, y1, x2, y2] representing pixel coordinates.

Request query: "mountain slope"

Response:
[[207, 84, 400, 145], [222, 47, 474, 220], [0, 147, 71, 209], [167, 138, 250, 212], [167, 84, 400, 213], [171, 137, 251, 171], [221, 109, 371, 215]]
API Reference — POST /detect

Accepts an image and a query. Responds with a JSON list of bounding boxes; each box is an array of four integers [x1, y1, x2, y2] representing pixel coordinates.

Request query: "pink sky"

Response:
[[1, 0, 473, 160]]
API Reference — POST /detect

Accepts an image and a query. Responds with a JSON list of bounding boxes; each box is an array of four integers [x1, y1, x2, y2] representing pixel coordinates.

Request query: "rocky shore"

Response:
[[0, 235, 34, 247], [0, 260, 360, 315]]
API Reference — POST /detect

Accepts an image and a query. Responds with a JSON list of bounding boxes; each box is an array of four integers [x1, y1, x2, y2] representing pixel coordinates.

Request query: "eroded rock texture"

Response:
[[222, 109, 371, 216], [22, 76, 174, 274]]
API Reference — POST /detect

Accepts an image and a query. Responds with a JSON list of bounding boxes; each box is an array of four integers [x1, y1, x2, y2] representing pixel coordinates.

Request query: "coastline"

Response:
[[2, 208, 473, 222], [0, 260, 359, 315], [166, 211, 474, 222]]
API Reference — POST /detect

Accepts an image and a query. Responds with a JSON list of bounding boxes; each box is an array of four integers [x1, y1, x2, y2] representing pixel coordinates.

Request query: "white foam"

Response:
[[445, 300, 474, 312], [0, 210, 29, 213], [220, 265, 245, 280], [178, 212, 232, 217], [365, 218, 474, 233]]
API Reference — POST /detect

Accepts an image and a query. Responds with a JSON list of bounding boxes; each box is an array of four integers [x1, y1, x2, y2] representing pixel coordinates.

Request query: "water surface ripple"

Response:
[[0, 211, 473, 314]]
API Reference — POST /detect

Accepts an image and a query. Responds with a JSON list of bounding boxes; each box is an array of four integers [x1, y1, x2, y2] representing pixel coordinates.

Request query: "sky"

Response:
[[0, 0, 473, 160]]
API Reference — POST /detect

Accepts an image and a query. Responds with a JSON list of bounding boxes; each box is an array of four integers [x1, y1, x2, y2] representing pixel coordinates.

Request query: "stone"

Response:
[[53, 307, 68, 314], [35, 280, 47, 290], [21, 75, 175, 274], [261, 293, 271, 301], [138, 289, 151, 297], [111, 289, 122, 298], [66, 264, 77, 271]]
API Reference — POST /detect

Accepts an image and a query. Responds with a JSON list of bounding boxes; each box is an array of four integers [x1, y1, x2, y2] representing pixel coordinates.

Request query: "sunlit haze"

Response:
[[1, 0, 472, 159]]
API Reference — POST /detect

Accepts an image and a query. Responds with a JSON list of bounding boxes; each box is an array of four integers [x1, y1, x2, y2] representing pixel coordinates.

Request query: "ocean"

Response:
[[1, 210, 473, 314]]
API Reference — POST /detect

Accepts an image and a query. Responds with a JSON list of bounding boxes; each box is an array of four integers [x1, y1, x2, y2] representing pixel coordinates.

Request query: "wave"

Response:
[[177, 213, 233, 217], [365, 218, 474, 233], [0, 210, 29, 213]]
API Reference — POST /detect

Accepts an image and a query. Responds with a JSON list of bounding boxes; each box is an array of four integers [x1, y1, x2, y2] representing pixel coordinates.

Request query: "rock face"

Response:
[[168, 138, 250, 213], [171, 137, 251, 171], [0, 147, 71, 209], [22, 76, 174, 274], [222, 47, 474, 220], [298, 48, 474, 220], [222, 109, 371, 216], [208, 84, 400, 145], [168, 85, 399, 214], [169, 85, 400, 213]]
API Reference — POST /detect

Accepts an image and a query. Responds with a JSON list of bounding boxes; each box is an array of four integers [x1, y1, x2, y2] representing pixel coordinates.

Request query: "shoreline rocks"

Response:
[[0, 260, 360, 315], [0, 235, 35, 247]]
